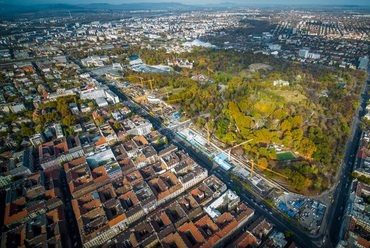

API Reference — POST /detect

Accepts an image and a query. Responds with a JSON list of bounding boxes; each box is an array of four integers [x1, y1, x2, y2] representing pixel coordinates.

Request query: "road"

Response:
[[60, 170, 82, 248], [326, 74, 369, 246]]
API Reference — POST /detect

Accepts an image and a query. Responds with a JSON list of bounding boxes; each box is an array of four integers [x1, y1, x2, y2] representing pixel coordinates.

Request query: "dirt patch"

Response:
[[248, 63, 272, 71], [270, 89, 307, 103]]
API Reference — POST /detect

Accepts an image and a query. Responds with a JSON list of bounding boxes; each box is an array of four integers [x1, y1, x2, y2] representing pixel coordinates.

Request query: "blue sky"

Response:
[[2, 0, 370, 5]]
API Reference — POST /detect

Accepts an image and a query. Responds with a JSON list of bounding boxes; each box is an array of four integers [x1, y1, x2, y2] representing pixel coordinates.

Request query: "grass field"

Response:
[[276, 151, 296, 161], [270, 90, 307, 103], [156, 86, 185, 97]]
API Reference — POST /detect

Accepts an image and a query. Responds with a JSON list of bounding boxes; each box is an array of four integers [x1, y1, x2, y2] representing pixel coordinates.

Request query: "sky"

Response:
[[2, 0, 370, 5]]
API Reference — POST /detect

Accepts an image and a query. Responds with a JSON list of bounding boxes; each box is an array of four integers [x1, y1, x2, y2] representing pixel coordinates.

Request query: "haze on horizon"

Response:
[[2, 0, 370, 5]]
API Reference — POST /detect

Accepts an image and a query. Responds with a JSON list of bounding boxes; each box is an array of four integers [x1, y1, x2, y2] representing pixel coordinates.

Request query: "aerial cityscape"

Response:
[[0, 1, 369, 248]]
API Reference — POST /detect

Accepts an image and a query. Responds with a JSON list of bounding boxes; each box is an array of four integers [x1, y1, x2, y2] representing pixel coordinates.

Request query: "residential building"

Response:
[[9, 147, 34, 176], [358, 56, 369, 70], [54, 123, 63, 139], [29, 133, 47, 148], [64, 157, 96, 198], [39, 136, 84, 171], [9, 102, 26, 113], [298, 49, 309, 58]]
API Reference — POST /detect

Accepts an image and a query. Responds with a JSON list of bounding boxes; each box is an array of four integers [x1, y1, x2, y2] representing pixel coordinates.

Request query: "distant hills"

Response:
[[0, 2, 369, 15], [0, 2, 246, 14], [75, 2, 193, 10]]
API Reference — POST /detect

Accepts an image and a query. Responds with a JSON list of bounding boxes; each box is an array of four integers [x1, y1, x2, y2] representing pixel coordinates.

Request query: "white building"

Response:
[[29, 132, 45, 147], [123, 118, 153, 136], [81, 55, 109, 67], [273, 79, 290, 86], [96, 97, 108, 107], [269, 232, 288, 248], [10, 103, 26, 113], [86, 147, 117, 169], [80, 88, 106, 100], [105, 90, 119, 104], [298, 49, 309, 58], [54, 123, 63, 139], [135, 120, 153, 136], [204, 189, 240, 219], [358, 56, 369, 70], [308, 53, 321, 59], [268, 44, 281, 51]]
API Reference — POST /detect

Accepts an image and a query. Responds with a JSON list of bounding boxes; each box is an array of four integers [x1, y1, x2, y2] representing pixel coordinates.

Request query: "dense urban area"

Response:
[[0, 2, 370, 248]]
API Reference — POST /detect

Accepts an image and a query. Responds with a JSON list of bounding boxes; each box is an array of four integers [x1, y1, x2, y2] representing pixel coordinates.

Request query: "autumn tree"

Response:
[[62, 115, 76, 127], [257, 157, 268, 170]]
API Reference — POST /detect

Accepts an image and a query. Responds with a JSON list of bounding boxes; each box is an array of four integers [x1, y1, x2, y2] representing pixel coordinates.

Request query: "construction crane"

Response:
[[127, 75, 153, 92], [138, 78, 154, 92], [249, 160, 288, 180], [144, 79, 154, 92], [226, 139, 253, 161], [166, 98, 182, 103], [205, 122, 211, 146]]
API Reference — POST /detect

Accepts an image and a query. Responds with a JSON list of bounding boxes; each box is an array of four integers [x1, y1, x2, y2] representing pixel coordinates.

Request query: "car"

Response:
[[269, 211, 272, 215]]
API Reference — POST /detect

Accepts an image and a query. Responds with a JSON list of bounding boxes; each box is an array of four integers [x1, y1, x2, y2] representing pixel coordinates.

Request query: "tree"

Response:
[[281, 119, 292, 133], [285, 230, 294, 238], [197, 117, 206, 128], [257, 157, 268, 170], [287, 170, 311, 191], [113, 122, 121, 130], [62, 115, 76, 127], [222, 132, 237, 144], [297, 138, 316, 158], [20, 124, 34, 137], [34, 124, 43, 133], [95, 116, 105, 126], [291, 129, 303, 142], [291, 115, 303, 129]]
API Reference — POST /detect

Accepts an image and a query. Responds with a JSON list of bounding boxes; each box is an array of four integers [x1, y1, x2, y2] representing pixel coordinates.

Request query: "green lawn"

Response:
[[276, 151, 296, 161]]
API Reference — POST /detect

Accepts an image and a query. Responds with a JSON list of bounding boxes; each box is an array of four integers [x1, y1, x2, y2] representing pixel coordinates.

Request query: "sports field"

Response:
[[276, 151, 296, 161]]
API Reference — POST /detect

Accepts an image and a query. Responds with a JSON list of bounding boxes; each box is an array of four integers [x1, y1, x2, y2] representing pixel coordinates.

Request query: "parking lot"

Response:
[[276, 196, 326, 235]]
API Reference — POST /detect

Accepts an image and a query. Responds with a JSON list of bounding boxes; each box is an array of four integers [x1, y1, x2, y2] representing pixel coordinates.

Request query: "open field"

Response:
[[156, 86, 185, 97], [276, 151, 296, 161], [270, 90, 307, 103]]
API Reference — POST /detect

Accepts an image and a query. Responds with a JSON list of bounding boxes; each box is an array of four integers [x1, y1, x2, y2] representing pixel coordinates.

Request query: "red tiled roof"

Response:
[[108, 213, 126, 227], [358, 237, 370, 248], [4, 197, 27, 225], [232, 231, 258, 248]]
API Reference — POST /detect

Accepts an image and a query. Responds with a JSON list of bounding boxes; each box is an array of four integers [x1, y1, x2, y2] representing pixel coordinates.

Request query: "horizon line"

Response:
[[2, 2, 370, 6]]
